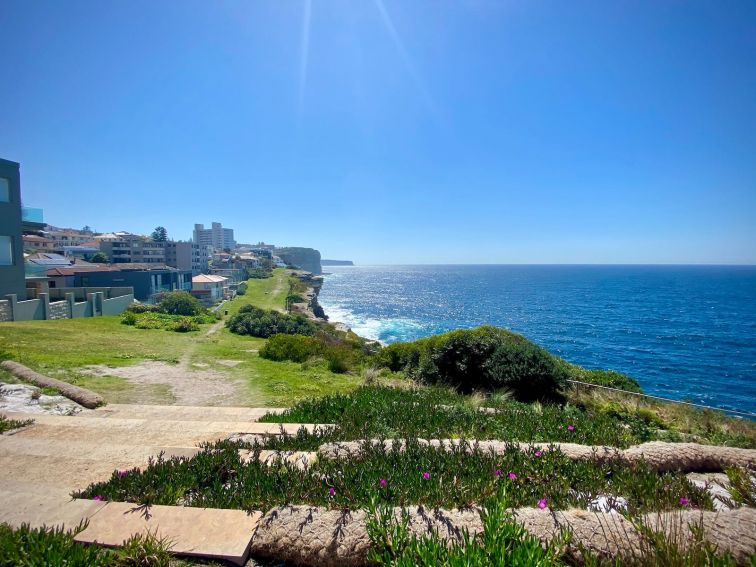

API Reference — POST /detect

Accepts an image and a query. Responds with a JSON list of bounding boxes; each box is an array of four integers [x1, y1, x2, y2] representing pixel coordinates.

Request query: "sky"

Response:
[[1, 1, 755, 264]]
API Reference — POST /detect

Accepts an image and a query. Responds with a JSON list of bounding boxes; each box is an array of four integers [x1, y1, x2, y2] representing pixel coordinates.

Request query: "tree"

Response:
[[81, 225, 93, 234], [151, 226, 168, 242], [90, 252, 109, 263], [157, 291, 203, 316]]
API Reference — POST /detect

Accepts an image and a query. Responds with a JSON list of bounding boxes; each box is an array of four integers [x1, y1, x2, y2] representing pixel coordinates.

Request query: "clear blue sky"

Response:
[[1, 1, 755, 264]]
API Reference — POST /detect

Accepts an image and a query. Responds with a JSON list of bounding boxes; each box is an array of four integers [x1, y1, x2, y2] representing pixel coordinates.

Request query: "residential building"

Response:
[[191, 274, 229, 303], [22, 234, 56, 252], [193, 222, 236, 251], [164, 241, 210, 275], [44, 227, 96, 248], [72, 265, 192, 303], [0, 158, 26, 300], [100, 237, 166, 264]]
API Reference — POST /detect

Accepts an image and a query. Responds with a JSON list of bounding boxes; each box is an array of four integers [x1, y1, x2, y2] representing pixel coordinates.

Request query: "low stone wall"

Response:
[[317, 440, 756, 473], [48, 300, 69, 320], [0, 300, 11, 322], [250, 505, 756, 566]]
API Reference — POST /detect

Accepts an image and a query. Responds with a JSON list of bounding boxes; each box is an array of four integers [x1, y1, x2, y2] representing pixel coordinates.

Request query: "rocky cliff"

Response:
[[275, 247, 322, 275]]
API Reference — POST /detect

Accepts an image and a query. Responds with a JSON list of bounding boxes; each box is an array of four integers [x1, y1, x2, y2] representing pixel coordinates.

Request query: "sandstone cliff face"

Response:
[[275, 247, 322, 275]]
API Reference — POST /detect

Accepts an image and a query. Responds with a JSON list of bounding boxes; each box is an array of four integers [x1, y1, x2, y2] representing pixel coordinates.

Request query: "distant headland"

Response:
[[321, 259, 354, 266]]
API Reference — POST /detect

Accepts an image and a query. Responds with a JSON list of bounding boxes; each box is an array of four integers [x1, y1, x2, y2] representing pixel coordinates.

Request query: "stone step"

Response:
[[93, 404, 286, 422], [0, 485, 107, 530], [0, 435, 199, 464], [74, 501, 262, 566]]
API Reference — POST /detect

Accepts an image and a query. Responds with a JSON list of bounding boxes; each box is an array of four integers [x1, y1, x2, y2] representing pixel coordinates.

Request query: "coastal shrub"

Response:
[[379, 326, 567, 401], [170, 317, 199, 333], [246, 267, 272, 279], [286, 293, 306, 305], [125, 302, 159, 314], [156, 290, 203, 316], [260, 334, 318, 363], [325, 346, 352, 373], [121, 311, 138, 326], [226, 305, 319, 338], [575, 369, 642, 393], [236, 281, 248, 296]]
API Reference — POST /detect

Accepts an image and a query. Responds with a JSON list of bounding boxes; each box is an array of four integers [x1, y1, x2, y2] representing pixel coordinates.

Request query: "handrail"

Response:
[[567, 379, 756, 419]]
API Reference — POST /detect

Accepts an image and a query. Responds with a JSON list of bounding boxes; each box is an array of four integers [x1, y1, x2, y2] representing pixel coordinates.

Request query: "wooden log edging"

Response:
[[0, 360, 104, 409], [250, 505, 756, 566], [317, 440, 756, 473]]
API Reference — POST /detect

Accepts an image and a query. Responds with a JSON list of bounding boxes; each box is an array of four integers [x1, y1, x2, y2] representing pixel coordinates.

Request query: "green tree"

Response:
[[90, 252, 109, 263], [157, 291, 203, 316], [151, 226, 168, 242]]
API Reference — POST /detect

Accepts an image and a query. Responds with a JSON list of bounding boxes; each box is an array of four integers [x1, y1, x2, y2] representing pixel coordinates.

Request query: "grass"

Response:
[[0, 522, 172, 567], [0, 268, 359, 406]]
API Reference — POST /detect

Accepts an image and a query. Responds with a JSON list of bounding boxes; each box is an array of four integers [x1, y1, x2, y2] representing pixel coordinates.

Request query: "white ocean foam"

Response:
[[320, 302, 423, 344]]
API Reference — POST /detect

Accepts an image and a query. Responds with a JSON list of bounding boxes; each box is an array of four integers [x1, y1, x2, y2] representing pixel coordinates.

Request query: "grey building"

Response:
[[193, 222, 236, 251], [0, 159, 26, 300], [73, 266, 192, 303], [164, 241, 210, 275], [100, 238, 166, 264]]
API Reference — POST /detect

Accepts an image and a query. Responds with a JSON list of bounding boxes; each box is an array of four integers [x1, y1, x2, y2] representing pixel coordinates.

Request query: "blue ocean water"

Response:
[[318, 265, 756, 415]]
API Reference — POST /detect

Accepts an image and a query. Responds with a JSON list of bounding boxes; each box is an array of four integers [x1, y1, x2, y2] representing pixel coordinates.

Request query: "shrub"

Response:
[[157, 291, 203, 316], [126, 302, 159, 314], [379, 326, 567, 401], [577, 369, 642, 393], [246, 267, 272, 279], [325, 346, 351, 373], [236, 282, 248, 296], [226, 305, 319, 338], [260, 334, 318, 362], [0, 523, 106, 566], [121, 311, 138, 326], [170, 317, 199, 333]]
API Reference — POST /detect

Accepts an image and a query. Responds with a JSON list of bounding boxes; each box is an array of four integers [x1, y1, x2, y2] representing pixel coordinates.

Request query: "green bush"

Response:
[[171, 317, 199, 333], [156, 291, 203, 316], [246, 267, 272, 279], [260, 334, 318, 362], [125, 302, 159, 314], [325, 346, 352, 373], [121, 311, 138, 326], [226, 305, 319, 338], [379, 326, 568, 401], [236, 282, 248, 296], [577, 369, 642, 393]]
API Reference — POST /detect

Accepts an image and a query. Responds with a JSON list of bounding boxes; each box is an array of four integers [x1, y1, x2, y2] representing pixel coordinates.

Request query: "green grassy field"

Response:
[[0, 268, 360, 406]]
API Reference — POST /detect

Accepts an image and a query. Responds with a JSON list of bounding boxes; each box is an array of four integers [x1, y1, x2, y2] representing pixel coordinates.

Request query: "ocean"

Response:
[[318, 265, 756, 415]]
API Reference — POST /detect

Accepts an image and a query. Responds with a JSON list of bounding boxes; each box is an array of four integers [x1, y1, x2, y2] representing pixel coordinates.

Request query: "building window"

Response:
[[0, 236, 13, 265], [0, 178, 9, 202]]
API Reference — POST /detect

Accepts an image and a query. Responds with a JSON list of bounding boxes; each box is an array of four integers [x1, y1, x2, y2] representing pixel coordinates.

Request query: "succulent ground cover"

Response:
[[0, 414, 33, 434], [77, 439, 710, 514]]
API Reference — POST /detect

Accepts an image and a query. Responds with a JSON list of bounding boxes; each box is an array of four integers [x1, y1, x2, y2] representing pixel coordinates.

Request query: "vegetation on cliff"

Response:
[[275, 246, 322, 274]]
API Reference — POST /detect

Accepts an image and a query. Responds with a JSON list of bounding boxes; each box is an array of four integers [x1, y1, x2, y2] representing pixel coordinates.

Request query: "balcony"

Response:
[[21, 207, 45, 232]]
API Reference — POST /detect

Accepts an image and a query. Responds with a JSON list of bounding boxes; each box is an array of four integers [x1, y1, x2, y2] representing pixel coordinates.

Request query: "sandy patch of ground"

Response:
[[0, 383, 88, 416], [79, 361, 243, 406], [217, 360, 243, 367]]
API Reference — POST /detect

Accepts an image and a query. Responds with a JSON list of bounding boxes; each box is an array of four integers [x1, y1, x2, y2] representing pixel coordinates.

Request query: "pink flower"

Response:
[[328, 487, 335, 497], [538, 498, 548, 509], [494, 469, 502, 477], [679, 497, 690, 506], [508, 472, 517, 480], [534, 451, 542, 457], [379, 479, 387, 488], [117, 470, 129, 478], [422, 472, 430, 480], [567, 425, 575, 432], [93, 495, 103, 501]]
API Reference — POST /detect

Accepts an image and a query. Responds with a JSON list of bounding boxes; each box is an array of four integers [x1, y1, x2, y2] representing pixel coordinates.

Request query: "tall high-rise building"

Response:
[[192, 222, 236, 251]]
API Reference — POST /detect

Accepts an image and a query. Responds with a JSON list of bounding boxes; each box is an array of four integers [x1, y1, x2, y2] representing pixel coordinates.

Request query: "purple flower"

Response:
[[117, 470, 129, 478], [379, 479, 387, 488], [538, 498, 548, 509], [422, 472, 430, 480], [679, 497, 690, 506], [93, 495, 103, 501], [328, 487, 335, 497], [534, 451, 542, 457], [567, 425, 575, 432], [494, 469, 502, 477], [508, 472, 517, 480]]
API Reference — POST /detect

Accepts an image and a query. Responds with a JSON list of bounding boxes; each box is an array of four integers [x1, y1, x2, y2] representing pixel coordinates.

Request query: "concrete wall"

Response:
[[0, 159, 26, 300], [1, 291, 133, 322], [49, 287, 132, 301]]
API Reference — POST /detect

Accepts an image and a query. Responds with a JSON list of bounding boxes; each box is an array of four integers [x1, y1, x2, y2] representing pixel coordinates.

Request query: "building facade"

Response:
[[164, 241, 210, 275], [193, 222, 236, 251], [0, 158, 26, 300], [73, 266, 192, 303]]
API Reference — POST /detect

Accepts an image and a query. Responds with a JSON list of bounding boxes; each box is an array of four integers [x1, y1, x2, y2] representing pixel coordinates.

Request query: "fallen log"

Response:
[[0, 360, 104, 409]]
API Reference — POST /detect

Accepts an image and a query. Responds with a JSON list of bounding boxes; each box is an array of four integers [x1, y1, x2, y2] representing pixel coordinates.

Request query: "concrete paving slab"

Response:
[[0, 436, 199, 462], [74, 501, 262, 565], [93, 404, 287, 421], [0, 488, 107, 530]]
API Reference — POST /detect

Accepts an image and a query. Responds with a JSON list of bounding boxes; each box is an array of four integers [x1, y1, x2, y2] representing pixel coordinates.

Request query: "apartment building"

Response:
[[193, 222, 236, 251]]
